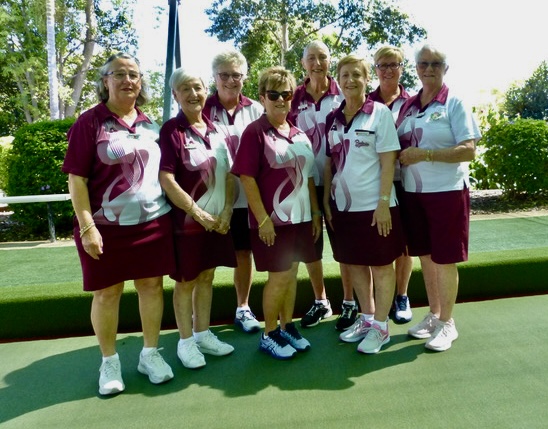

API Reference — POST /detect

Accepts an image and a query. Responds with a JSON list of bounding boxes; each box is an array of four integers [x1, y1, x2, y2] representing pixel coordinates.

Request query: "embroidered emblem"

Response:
[[355, 139, 369, 148], [430, 112, 442, 121]]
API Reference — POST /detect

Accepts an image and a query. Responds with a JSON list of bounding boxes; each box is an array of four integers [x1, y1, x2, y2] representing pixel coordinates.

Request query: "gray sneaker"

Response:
[[408, 312, 438, 339], [137, 348, 174, 384], [259, 327, 297, 360], [99, 358, 125, 395], [235, 309, 261, 333], [280, 322, 311, 351], [339, 316, 372, 343], [196, 330, 234, 356]]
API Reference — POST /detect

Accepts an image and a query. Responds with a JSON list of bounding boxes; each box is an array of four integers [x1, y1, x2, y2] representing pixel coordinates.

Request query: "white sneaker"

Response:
[[137, 348, 174, 384], [99, 358, 125, 395], [339, 316, 372, 343], [177, 338, 206, 369], [408, 312, 438, 339], [357, 323, 390, 354], [235, 309, 261, 333], [425, 319, 458, 351], [196, 330, 234, 356]]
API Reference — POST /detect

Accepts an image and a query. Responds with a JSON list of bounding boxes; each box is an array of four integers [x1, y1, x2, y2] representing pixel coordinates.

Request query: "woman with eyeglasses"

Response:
[[159, 67, 237, 370], [396, 44, 480, 351], [204, 50, 264, 334], [368, 45, 414, 325], [232, 66, 321, 360], [323, 55, 404, 354], [62, 53, 175, 395], [288, 40, 354, 331]]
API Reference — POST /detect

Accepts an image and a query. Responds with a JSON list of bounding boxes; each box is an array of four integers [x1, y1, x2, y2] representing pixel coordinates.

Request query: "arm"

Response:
[[68, 173, 102, 259], [322, 157, 334, 231], [400, 139, 476, 166], [240, 174, 275, 247], [372, 151, 397, 237], [308, 178, 321, 242], [216, 172, 235, 235], [159, 171, 219, 232]]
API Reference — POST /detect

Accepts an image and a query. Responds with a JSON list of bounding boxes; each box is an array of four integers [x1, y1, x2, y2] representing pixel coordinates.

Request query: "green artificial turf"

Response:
[[1, 295, 547, 428]]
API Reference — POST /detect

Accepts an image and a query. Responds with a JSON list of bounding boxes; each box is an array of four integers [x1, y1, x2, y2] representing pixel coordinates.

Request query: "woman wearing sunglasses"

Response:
[[232, 66, 321, 360], [204, 50, 264, 334], [324, 55, 404, 354]]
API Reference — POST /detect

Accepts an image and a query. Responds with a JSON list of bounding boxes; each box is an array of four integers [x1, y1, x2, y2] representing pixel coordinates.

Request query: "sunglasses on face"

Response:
[[265, 90, 293, 101], [217, 72, 244, 81]]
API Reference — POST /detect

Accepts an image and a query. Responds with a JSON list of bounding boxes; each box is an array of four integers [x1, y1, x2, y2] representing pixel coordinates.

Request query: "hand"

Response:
[[215, 208, 232, 235], [192, 207, 220, 232], [258, 218, 276, 247], [323, 203, 334, 231], [371, 202, 392, 237], [399, 147, 428, 166], [82, 227, 103, 260]]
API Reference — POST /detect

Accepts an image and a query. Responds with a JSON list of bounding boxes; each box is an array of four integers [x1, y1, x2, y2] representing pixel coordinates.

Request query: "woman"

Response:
[[368, 45, 414, 324], [232, 66, 321, 360], [324, 55, 404, 354], [159, 68, 236, 369], [62, 53, 174, 395], [289, 40, 357, 331], [397, 44, 480, 351], [204, 50, 264, 333]]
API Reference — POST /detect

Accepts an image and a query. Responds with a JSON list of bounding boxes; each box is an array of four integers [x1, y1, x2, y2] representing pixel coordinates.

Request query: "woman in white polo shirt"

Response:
[[324, 55, 404, 355], [396, 44, 481, 351]]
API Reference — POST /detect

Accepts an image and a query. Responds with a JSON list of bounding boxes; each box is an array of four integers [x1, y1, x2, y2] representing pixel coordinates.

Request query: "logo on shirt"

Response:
[[355, 139, 370, 148]]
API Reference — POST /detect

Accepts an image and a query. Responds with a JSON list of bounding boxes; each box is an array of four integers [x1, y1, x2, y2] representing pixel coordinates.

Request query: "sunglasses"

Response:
[[265, 90, 293, 101], [217, 72, 244, 81]]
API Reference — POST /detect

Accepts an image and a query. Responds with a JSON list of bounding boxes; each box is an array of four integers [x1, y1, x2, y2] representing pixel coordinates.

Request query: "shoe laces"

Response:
[[237, 310, 256, 321], [102, 359, 121, 378], [305, 303, 324, 316], [284, 323, 302, 340], [367, 325, 386, 341], [269, 328, 290, 347], [143, 348, 165, 366], [395, 296, 409, 311], [340, 303, 355, 319]]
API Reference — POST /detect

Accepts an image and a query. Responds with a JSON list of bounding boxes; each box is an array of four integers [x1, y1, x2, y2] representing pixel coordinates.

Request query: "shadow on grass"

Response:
[[0, 320, 425, 424]]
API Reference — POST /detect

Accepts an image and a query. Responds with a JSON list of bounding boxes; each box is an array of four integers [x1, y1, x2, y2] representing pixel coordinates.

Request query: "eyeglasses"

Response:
[[416, 61, 446, 70], [375, 62, 403, 71], [217, 72, 244, 81], [106, 71, 142, 82], [265, 90, 293, 101]]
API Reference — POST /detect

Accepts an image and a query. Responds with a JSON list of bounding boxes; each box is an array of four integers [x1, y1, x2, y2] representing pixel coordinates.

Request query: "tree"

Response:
[[0, 0, 139, 125], [205, 0, 426, 79], [503, 61, 548, 120]]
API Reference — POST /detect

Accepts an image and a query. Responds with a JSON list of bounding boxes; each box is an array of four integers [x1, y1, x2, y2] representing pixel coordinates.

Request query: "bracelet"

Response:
[[258, 215, 269, 228], [79, 222, 95, 238], [312, 210, 322, 216], [379, 195, 390, 202], [425, 149, 433, 162]]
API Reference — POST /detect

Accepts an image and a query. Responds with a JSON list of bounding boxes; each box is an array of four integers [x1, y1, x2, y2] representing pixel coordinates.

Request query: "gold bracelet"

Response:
[[258, 215, 269, 228], [79, 222, 95, 238], [425, 149, 433, 162]]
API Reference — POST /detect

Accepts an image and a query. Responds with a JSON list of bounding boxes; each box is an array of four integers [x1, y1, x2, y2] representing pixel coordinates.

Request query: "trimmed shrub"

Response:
[[482, 119, 548, 197], [6, 119, 75, 239]]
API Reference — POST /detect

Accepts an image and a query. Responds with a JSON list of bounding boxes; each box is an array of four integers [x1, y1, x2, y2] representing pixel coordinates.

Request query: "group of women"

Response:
[[62, 41, 480, 395]]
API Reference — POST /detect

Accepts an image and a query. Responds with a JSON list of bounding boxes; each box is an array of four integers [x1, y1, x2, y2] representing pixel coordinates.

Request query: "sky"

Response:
[[134, 0, 548, 107]]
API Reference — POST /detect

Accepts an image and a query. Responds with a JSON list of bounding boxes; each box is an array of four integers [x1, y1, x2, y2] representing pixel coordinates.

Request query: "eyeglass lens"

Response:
[[417, 62, 445, 69], [218, 72, 243, 81]]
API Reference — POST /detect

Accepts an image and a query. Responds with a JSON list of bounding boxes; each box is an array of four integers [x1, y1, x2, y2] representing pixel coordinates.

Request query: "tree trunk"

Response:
[[64, 0, 96, 118], [46, 0, 60, 120]]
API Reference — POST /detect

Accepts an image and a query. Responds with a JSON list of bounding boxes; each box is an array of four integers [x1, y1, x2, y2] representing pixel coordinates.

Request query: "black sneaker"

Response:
[[300, 300, 333, 328], [335, 302, 359, 331]]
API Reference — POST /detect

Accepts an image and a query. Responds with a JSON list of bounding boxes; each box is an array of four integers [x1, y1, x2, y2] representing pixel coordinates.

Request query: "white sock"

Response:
[[374, 320, 388, 330], [141, 346, 155, 357], [362, 313, 374, 321], [102, 353, 119, 363], [193, 330, 208, 342], [236, 306, 250, 314], [316, 299, 329, 306]]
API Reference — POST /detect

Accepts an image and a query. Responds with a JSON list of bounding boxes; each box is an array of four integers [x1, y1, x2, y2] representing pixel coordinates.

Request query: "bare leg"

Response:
[[306, 259, 327, 300], [340, 263, 355, 301], [91, 282, 124, 356], [193, 269, 215, 333], [263, 264, 298, 333], [134, 276, 164, 348], [395, 254, 413, 296], [419, 255, 440, 316], [234, 249, 253, 308], [343, 263, 374, 314], [370, 264, 396, 321], [436, 263, 459, 322], [279, 263, 299, 328]]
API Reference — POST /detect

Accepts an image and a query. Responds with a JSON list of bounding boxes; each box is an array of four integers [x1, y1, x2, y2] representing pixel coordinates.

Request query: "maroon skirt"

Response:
[[75, 213, 175, 291]]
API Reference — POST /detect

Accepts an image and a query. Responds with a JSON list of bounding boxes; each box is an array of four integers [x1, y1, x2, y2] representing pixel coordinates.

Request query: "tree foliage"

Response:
[[205, 0, 426, 86], [0, 0, 139, 127], [503, 61, 548, 120]]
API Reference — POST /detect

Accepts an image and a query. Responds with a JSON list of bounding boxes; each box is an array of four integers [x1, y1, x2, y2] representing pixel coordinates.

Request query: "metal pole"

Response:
[[46, 202, 56, 242], [163, 0, 180, 123]]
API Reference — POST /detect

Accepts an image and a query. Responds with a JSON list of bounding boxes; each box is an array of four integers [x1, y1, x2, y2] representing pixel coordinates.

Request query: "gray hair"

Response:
[[169, 67, 207, 91], [415, 44, 448, 65], [302, 40, 331, 59], [96, 52, 149, 106], [211, 50, 248, 76]]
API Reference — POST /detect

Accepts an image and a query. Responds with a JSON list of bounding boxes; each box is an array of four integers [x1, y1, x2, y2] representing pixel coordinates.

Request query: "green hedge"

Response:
[[6, 119, 75, 239]]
